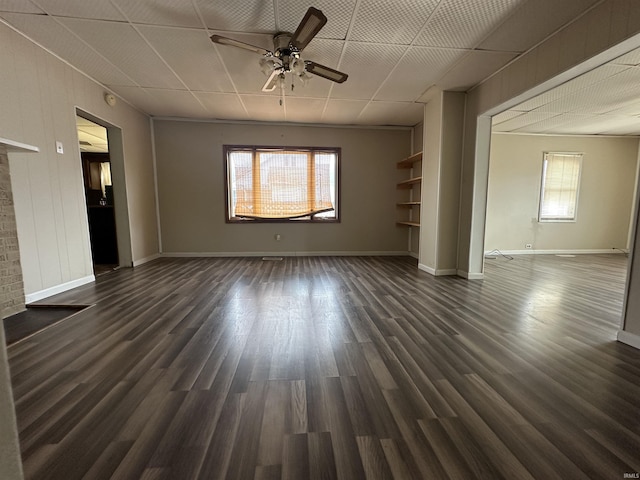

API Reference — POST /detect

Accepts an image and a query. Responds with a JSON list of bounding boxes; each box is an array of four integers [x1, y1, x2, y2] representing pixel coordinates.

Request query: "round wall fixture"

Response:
[[104, 93, 116, 107]]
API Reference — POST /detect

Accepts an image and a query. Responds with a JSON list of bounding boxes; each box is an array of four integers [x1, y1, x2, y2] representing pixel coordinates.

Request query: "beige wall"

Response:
[[153, 120, 411, 255], [0, 22, 159, 298], [486, 134, 639, 252]]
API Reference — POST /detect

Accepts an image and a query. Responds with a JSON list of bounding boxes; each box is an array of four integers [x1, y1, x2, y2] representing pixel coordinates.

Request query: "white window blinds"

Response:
[[539, 152, 582, 221]]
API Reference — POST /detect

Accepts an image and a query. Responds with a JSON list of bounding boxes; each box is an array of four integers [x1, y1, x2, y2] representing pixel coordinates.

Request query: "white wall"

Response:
[[153, 119, 411, 255], [0, 22, 159, 298], [486, 134, 639, 252]]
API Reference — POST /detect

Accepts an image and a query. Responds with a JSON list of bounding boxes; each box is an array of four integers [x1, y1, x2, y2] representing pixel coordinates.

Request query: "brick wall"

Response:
[[0, 147, 25, 317]]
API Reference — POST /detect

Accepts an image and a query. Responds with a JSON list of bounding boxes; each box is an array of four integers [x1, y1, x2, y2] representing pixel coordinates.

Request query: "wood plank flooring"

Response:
[[7, 254, 640, 479]]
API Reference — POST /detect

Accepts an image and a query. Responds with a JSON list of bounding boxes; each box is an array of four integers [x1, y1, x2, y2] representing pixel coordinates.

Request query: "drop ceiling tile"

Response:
[[111, 0, 202, 28], [492, 109, 526, 125], [553, 115, 638, 135], [600, 118, 640, 135], [283, 97, 328, 124], [331, 42, 405, 100], [437, 50, 518, 91], [490, 110, 557, 130], [37, 0, 126, 21], [0, 1, 43, 13], [138, 25, 234, 92], [300, 38, 343, 69], [415, 0, 524, 48], [479, 0, 600, 53], [322, 99, 368, 124], [611, 47, 640, 66], [275, 0, 356, 40], [375, 46, 466, 101], [111, 86, 208, 117], [194, 0, 275, 33], [515, 64, 630, 111], [193, 92, 249, 121], [349, 0, 439, 45], [357, 101, 423, 126], [511, 113, 591, 133], [0, 13, 136, 86], [59, 17, 184, 89], [241, 94, 287, 122]]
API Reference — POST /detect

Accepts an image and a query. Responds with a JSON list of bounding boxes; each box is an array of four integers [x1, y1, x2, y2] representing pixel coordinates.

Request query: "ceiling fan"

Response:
[[211, 7, 348, 93]]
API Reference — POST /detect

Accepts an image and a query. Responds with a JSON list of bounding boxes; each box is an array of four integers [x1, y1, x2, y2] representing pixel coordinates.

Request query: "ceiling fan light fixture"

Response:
[[259, 57, 277, 75], [291, 57, 305, 75]]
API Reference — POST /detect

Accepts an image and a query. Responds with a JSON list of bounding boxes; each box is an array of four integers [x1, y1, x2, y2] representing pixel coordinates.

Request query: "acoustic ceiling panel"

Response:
[[37, 0, 126, 21], [132, 88, 208, 117], [357, 101, 424, 126], [0, 0, 43, 14], [375, 46, 466, 101], [479, 0, 601, 53], [321, 99, 368, 124], [241, 95, 287, 122], [435, 50, 518, 91], [111, 0, 203, 28], [59, 18, 185, 89], [0, 13, 136, 87], [275, 0, 356, 40], [611, 47, 640, 66], [415, 0, 524, 49], [138, 25, 234, 92], [492, 110, 526, 126], [552, 114, 639, 135], [600, 118, 640, 135], [349, 0, 439, 44], [194, 0, 275, 33], [490, 110, 556, 131], [330, 42, 406, 100], [283, 97, 329, 123], [510, 113, 590, 133], [193, 92, 249, 121], [514, 64, 630, 111]]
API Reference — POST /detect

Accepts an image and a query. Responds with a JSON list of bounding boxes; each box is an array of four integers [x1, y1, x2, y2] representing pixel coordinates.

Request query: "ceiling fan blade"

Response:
[[210, 34, 270, 56], [290, 7, 327, 51], [262, 69, 282, 92], [305, 61, 348, 83]]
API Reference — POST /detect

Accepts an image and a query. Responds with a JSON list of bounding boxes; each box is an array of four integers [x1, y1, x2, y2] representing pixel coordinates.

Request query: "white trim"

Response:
[[617, 330, 640, 350], [133, 253, 161, 266], [418, 264, 457, 276], [152, 116, 413, 131], [0, 138, 39, 153], [161, 251, 410, 258], [457, 270, 484, 280], [25, 275, 95, 304], [483, 249, 628, 256], [150, 117, 162, 254], [492, 131, 639, 139]]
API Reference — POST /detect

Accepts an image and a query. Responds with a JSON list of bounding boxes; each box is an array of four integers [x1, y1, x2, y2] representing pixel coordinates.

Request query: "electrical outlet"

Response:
[[525, 243, 532, 249], [55, 141, 64, 154], [275, 234, 281, 241]]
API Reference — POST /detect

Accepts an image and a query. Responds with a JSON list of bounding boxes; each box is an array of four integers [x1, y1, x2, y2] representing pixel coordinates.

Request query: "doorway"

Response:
[[76, 115, 119, 275]]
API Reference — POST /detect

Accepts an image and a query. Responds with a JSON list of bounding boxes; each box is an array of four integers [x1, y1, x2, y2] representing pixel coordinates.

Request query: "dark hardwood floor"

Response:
[[8, 254, 640, 479]]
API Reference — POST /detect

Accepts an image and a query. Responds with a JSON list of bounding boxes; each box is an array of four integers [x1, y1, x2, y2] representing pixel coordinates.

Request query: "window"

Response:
[[538, 152, 582, 222], [225, 145, 339, 222]]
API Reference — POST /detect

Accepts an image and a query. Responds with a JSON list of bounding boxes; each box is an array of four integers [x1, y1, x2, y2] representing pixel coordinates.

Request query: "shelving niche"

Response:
[[396, 151, 422, 227]]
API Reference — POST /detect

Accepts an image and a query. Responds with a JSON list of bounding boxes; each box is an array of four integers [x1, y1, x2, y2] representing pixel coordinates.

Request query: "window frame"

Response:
[[223, 144, 341, 223], [538, 151, 583, 223]]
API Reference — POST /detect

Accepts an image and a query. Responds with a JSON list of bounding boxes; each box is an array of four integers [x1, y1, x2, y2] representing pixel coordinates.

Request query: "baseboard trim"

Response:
[[617, 330, 640, 350], [133, 253, 161, 266], [484, 248, 629, 256], [161, 251, 410, 258], [418, 264, 457, 276], [25, 275, 95, 304], [457, 270, 484, 280]]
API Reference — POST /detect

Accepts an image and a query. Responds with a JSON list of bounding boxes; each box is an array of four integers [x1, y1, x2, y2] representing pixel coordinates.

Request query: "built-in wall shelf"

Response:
[[397, 177, 422, 188], [396, 151, 422, 228]]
